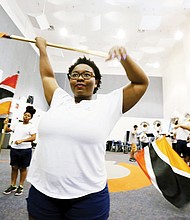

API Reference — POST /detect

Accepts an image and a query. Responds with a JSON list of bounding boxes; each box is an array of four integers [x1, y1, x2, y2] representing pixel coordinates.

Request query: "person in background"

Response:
[[129, 125, 138, 162], [186, 135, 190, 166], [170, 118, 178, 152], [139, 123, 149, 148], [153, 122, 162, 140], [174, 121, 190, 164], [3, 106, 37, 196], [26, 37, 149, 220]]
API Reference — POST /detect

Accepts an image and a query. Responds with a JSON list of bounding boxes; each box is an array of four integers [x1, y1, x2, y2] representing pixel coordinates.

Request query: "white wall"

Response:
[[108, 116, 167, 142], [163, 21, 190, 121]]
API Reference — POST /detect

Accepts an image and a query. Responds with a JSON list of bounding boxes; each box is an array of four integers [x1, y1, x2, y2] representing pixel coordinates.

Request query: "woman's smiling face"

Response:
[[69, 64, 98, 103]]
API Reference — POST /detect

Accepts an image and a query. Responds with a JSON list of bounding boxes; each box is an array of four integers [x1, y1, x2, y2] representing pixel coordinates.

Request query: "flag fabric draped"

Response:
[[135, 136, 190, 208], [0, 74, 19, 115]]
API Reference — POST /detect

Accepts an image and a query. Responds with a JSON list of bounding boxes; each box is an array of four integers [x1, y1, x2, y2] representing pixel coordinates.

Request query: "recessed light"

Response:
[[116, 29, 125, 39], [59, 27, 68, 37], [174, 30, 183, 40]]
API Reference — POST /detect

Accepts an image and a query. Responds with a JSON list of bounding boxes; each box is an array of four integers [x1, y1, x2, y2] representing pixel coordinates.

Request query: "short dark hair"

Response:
[[67, 57, 102, 94]]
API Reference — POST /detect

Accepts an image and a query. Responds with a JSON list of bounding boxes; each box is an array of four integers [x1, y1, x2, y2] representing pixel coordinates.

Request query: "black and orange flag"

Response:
[[135, 137, 190, 208], [0, 73, 19, 115]]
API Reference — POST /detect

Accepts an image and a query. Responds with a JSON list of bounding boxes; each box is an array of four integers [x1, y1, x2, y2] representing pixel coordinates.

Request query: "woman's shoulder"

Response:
[[51, 87, 72, 107]]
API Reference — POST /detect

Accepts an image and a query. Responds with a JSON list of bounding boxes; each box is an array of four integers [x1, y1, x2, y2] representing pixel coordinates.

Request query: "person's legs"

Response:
[[3, 166, 18, 195], [14, 167, 27, 196], [172, 142, 177, 152], [176, 140, 184, 156], [15, 148, 32, 196], [3, 148, 19, 195], [11, 166, 19, 185], [19, 167, 27, 186], [129, 143, 137, 162], [18, 148, 32, 186]]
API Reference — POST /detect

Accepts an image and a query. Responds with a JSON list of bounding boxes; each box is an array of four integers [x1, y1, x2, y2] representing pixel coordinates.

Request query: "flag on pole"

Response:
[[0, 73, 19, 115], [135, 137, 190, 208]]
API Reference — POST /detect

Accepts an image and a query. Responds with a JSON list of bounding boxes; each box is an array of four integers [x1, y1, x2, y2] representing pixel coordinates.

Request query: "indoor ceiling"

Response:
[[2, 0, 190, 76]]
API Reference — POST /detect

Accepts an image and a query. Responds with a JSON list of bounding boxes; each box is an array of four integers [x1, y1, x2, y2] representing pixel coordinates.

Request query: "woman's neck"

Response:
[[74, 96, 92, 103]]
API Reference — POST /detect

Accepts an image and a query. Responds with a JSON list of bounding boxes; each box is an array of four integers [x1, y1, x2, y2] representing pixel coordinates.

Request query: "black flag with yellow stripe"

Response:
[[135, 137, 190, 208]]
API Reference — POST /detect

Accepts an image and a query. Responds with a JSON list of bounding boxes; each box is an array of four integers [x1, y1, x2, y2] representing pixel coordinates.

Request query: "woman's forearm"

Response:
[[121, 55, 149, 86]]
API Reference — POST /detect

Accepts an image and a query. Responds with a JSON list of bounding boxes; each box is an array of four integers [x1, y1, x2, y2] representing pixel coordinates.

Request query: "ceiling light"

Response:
[[27, 14, 50, 30], [116, 29, 125, 39], [174, 30, 183, 40], [60, 27, 68, 37]]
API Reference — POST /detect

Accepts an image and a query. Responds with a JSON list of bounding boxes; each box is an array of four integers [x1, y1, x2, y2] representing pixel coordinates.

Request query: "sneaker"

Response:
[[129, 158, 136, 162], [14, 185, 23, 196], [3, 185, 17, 195]]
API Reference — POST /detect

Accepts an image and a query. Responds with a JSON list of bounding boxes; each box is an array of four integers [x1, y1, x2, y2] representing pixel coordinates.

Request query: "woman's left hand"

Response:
[[15, 140, 23, 145], [106, 46, 127, 61]]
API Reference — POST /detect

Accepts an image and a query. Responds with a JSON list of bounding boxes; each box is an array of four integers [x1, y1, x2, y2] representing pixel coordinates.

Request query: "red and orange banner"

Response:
[[0, 73, 19, 115]]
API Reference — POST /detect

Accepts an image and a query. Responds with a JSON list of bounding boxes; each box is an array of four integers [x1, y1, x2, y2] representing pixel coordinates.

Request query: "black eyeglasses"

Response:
[[69, 71, 95, 80]]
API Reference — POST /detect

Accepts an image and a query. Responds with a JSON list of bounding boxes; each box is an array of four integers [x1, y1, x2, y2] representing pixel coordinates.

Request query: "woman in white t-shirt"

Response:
[[3, 106, 37, 196], [27, 37, 149, 220]]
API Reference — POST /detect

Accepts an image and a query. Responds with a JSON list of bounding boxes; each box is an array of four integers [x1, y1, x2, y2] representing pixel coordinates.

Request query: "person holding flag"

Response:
[[0, 73, 19, 152], [26, 37, 149, 220]]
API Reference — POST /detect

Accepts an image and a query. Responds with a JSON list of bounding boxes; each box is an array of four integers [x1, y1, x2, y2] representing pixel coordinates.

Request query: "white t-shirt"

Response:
[[10, 122, 37, 149], [175, 123, 190, 141], [27, 87, 123, 199], [128, 128, 138, 144]]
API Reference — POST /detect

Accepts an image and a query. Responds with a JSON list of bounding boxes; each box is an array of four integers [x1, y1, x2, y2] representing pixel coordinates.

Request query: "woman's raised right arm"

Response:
[[35, 37, 59, 105]]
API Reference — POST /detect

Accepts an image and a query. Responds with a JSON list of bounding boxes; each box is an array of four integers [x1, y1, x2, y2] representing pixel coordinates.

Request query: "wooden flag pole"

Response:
[[0, 115, 9, 153], [0, 32, 107, 58]]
